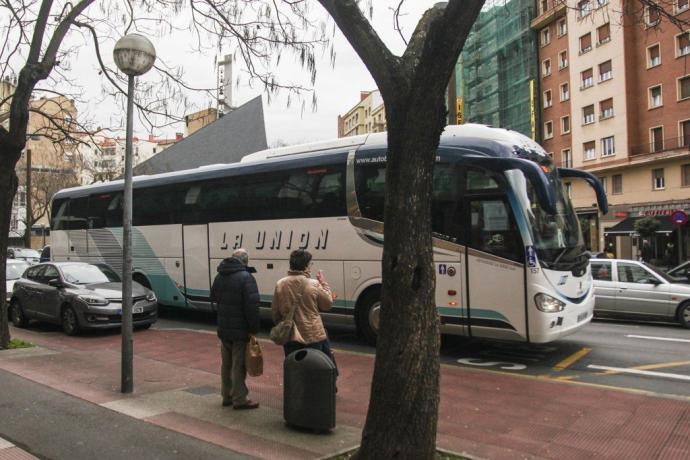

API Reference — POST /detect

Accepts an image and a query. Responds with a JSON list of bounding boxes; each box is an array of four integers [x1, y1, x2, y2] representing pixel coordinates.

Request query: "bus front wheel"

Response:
[[356, 288, 381, 346]]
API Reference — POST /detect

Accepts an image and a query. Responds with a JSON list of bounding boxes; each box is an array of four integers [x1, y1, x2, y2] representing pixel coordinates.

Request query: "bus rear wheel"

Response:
[[356, 288, 381, 346]]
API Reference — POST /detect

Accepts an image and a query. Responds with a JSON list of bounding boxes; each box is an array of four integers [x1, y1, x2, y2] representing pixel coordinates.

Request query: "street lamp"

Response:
[[113, 33, 156, 394]]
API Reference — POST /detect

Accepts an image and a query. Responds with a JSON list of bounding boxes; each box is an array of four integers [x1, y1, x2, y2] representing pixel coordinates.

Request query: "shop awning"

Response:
[[604, 216, 676, 235]]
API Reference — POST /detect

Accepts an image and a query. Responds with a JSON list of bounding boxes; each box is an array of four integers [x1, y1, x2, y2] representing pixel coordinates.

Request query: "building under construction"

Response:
[[459, 0, 538, 140]]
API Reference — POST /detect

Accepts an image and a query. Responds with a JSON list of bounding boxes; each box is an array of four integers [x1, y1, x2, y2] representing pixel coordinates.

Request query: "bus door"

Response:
[[464, 169, 527, 341], [182, 224, 212, 309]]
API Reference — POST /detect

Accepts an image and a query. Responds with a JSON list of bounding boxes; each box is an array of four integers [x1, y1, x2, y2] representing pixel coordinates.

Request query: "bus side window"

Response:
[[51, 199, 69, 231], [432, 164, 463, 243], [88, 193, 122, 228], [68, 197, 89, 230], [312, 170, 346, 217], [469, 199, 523, 262], [133, 185, 177, 226], [354, 164, 385, 221]]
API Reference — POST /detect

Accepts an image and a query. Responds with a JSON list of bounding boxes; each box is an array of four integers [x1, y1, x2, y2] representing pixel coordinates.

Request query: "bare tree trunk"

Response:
[[357, 93, 448, 459], [0, 162, 19, 349]]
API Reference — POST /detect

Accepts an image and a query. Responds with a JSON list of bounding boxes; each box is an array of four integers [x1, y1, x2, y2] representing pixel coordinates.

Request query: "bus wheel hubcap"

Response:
[[369, 302, 381, 332]]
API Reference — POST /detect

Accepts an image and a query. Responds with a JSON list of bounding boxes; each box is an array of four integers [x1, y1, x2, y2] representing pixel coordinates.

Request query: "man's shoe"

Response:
[[233, 400, 259, 410], [222, 399, 232, 407]]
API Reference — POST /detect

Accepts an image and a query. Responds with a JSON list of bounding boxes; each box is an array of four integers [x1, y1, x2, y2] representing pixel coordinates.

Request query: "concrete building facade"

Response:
[[337, 90, 386, 138]]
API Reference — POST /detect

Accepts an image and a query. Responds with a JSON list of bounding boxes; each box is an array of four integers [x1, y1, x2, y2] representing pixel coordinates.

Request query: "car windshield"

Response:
[[15, 249, 40, 259], [667, 261, 689, 276], [643, 262, 676, 282], [61, 264, 120, 284], [6, 262, 29, 280]]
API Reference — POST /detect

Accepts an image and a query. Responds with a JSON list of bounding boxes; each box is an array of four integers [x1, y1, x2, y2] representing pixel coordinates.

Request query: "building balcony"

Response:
[[630, 137, 690, 157], [531, 0, 567, 30]]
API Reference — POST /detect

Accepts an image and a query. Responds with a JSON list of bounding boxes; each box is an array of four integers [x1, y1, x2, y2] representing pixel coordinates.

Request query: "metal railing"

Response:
[[630, 136, 690, 156]]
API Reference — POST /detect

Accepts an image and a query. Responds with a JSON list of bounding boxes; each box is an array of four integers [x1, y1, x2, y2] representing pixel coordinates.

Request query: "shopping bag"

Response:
[[245, 335, 263, 377]]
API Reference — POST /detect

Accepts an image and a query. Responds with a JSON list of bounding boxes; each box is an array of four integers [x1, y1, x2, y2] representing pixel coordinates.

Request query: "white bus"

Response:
[[50, 124, 607, 344]]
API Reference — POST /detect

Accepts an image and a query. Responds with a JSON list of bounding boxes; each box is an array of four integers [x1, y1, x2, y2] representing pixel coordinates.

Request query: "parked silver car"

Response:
[[9, 262, 157, 335], [666, 261, 690, 284], [591, 258, 690, 328], [6, 259, 30, 302]]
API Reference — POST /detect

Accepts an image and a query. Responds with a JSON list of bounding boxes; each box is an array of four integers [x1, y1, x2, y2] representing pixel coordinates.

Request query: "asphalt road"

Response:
[[0, 369, 251, 460], [155, 307, 690, 399]]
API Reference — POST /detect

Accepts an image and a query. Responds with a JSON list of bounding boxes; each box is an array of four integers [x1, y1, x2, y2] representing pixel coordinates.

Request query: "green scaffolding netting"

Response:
[[458, 0, 539, 139]]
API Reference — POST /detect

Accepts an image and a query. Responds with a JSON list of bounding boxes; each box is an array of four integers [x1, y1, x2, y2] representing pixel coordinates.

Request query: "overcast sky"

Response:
[[65, 1, 443, 147]]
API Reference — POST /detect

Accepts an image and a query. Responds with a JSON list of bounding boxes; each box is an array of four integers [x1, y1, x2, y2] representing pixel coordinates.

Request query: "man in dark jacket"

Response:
[[210, 248, 260, 410]]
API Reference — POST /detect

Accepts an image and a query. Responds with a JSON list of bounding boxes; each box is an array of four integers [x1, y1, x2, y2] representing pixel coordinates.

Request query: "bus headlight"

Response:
[[534, 293, 565, 312]]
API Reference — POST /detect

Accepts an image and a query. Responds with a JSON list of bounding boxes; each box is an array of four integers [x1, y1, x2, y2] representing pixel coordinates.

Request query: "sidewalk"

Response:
[[2, 326, 690, 460], [0, 437, 37, 460]]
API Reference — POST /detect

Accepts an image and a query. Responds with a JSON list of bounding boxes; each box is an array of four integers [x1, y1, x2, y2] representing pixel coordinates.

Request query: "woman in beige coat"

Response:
[[271, 249, 337, 372]]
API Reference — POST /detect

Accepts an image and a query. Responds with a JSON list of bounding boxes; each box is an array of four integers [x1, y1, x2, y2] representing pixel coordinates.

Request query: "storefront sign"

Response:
[[614, 211, 628, 218]]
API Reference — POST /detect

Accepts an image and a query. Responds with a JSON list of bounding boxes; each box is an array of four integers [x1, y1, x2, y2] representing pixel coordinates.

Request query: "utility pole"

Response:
[[24, 149, 32, 248]]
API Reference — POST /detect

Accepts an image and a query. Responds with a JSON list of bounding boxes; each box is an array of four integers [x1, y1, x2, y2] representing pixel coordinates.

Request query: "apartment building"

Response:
[[2, 79, 80, 243], [533, 0, 690, 263], [337, 90, 386, 138]]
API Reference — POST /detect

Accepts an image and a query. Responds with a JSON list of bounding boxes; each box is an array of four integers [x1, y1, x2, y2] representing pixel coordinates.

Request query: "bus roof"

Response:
[[53, 124, 546, 200]]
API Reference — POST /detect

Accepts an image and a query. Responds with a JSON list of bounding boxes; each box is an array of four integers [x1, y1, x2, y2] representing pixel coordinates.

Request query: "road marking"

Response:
[[588, 364, 690, 382], [457, 358, 527, 370], [626, 334, 690, 343], [553, 347, 591, 371]]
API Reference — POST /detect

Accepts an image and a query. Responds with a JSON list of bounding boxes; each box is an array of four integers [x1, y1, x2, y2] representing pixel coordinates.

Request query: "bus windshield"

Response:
[[507, 168, 585, 269]]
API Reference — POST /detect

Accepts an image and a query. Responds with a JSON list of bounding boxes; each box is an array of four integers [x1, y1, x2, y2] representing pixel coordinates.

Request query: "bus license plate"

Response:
[[577, 311, 589, 323]]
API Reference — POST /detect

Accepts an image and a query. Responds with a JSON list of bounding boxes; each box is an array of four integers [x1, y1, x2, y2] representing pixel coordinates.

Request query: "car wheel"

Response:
[[356, 288, 381, 346], [677, 302, 690, 329], [9, 299, 28, 328], [61, 306, 80, 336]]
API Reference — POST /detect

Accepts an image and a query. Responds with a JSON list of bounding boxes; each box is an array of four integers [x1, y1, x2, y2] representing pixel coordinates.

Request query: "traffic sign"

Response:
[[670, 210, 688, 225]]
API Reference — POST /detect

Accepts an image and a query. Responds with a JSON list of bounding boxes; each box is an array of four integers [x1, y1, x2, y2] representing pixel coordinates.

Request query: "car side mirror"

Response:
[[646, 278, 661, 285], [48, 278, 63, 288]]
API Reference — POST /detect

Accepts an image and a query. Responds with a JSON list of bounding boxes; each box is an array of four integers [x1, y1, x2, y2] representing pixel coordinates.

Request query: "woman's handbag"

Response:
[[269, 280, 305, 345], [245, 335, 263, 377]]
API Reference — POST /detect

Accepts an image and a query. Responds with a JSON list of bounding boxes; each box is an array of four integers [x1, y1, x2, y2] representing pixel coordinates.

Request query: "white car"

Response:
[[6, 259, 30, 302], [591, 258, 690, 328]]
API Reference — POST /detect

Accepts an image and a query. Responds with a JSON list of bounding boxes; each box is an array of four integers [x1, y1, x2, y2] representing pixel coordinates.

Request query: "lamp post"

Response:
[[113, 33, 156, 394]]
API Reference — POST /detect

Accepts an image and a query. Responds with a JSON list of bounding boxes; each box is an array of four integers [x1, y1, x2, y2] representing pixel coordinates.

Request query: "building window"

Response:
[[541, 27, 551, 46], [562, 149, 572, 168], [561, 116, 571, 134], [600, 98, 614, 119], [558, 18, 567, 37], [601, 136, 615, 156], [583, 140, 596, 160], [649, 85, 663, 108], [652, 168, 665, 190], [599, 60, 612, 82], [682, 164, 690, 186], [544, 90, 553, 108], [650, 126, 664, 152], [558, 50, 568, 69], [560, 82, 570, 101], [581, 68, 594, 89], [677, 32, 690, 57], [677, 0, 690, 14], [599, 176, 607, 194], [565, 182, 572, 199], [647, 44, 661, 69], [579, 33, 592, 54], [681, 119, 690, 147], [612, 174, 623, 194], [583, 105, 595, 125], [678, 75, 690, 100], [544, 121, 554, 139], [646, 5, 661, 27], [597, 23, 611, 45], [578, 0, 592, 18], [540, 0, 548, 14], [542, 59, 552, 77]]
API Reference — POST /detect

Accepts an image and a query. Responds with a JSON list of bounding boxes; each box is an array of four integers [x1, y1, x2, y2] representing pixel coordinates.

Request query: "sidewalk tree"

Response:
[[315, 2, 483, 457]]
